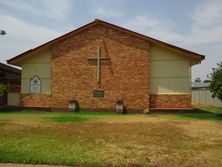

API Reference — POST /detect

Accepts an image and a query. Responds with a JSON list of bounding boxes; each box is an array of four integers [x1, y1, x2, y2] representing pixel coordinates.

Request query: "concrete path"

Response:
[[0, 163, 72, 167]]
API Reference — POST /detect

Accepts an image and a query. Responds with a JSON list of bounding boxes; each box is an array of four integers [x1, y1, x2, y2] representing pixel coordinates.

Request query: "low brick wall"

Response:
[[19, 93, 192, 112], [51, 107, 144, 113], [150, 94, 192, 109], [20, 94, 51, 108], [82, 107, 144, 113]]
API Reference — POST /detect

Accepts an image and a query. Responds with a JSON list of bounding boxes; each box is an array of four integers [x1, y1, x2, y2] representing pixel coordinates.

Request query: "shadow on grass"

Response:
[[149, 108, 222, 121], [0, 107, 117, 115], [173, 108, 222, 121], [50, 116, 92, 123], [0, 106, 23, 112], [0, 107, 52, 115]]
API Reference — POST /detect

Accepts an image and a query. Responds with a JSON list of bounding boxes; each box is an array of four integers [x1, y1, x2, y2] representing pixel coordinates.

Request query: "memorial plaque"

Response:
[[93, 90, 104, 98], [30, 76, 41, 93]]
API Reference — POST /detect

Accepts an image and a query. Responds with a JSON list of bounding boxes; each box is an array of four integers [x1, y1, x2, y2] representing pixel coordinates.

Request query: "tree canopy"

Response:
[[0, 30, 6, 36], [209, 62, 222, 102], [0, 83, 7, 96], [194, 77, 201, 82]]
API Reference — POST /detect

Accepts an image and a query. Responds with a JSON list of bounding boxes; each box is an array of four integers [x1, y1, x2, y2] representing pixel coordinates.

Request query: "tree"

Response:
[[194, 77, 201, 82], [0, 30, 6, 36], [0, 83, 7, 96], [209, 62, 222, 102], [203, 79, 211, 83]]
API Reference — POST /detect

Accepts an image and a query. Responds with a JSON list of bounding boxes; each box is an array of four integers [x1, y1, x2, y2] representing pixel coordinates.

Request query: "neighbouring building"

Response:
[[192, 82, 222, 108], [7, 19, 205, 112], [0, 62, 21, 106]]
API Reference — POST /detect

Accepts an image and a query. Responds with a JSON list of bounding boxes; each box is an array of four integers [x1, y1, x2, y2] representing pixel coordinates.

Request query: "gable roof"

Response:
[[7, 19, 205, 66]]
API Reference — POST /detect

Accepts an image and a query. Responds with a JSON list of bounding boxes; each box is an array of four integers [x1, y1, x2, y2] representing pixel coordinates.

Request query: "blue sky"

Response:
[[0, 0, 221, 81]]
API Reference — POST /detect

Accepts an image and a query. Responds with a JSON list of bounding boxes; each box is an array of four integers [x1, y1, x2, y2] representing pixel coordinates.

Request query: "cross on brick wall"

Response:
[[87, 46, 110, 83]]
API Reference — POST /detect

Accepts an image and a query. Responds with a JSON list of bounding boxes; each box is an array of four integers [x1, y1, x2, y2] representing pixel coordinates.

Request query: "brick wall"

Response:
[[150, 94, 192, 109], [51, 24, 150, 112], [20, 94, 51, 108], [18, 24, 193, 112]]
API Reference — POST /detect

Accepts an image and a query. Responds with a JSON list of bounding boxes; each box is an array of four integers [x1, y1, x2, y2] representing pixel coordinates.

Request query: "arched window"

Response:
[[30, 76, 41, 93]]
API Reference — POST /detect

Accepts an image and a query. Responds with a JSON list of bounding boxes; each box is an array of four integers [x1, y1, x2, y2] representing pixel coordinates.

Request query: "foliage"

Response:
[[0, 30, 6, 36], [209, 62, 222, 102], [203, 79, 211, 83], [194, 77, 201, 82], [0, 83, 7, 96]]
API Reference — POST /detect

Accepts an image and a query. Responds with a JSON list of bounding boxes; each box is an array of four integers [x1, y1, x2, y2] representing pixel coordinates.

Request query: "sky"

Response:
[[0, 0, 221, 81]]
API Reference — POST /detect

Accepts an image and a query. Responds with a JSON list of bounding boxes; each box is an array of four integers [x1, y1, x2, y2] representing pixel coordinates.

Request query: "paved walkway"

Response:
[[0, 164, 72, 167]]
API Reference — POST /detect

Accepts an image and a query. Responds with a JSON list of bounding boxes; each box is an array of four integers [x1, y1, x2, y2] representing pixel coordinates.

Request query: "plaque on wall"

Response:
[[30, 76, 41, 93], [93, 90, 104, 98]]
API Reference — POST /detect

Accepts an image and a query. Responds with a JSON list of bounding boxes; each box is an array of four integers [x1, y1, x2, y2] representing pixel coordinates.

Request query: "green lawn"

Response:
[[0, 107, 222, 167]]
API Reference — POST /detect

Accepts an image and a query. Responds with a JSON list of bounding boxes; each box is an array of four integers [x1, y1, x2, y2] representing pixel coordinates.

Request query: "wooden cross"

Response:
[[88, 46, 110, 83]]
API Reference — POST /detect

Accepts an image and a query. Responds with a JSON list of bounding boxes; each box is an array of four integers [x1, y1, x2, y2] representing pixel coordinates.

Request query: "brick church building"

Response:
[[7, 19, 204, 112]]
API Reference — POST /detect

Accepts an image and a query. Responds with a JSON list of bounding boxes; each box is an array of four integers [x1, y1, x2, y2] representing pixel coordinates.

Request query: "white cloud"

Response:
[[183, 0, 222, 45], [89, 0, 124, 18], [183, 25, 222, 45], [0, 0, 34, 13], [0, 14, 62, 42], [0, 0, 71, 20], [122, 15, 183, 44], [0, 13, 64, 63], [191, 0, 222, 27], [123, 16, 160, 31], [122, 0, 222, 46], [42, 0, 71, 19], [93, 6, 123, 18]]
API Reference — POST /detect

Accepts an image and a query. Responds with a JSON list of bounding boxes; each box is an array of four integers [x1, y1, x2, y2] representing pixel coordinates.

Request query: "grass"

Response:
[[0, 107, 222, 166], [158, 108, 222, 121], [50, 115, 89, 122]]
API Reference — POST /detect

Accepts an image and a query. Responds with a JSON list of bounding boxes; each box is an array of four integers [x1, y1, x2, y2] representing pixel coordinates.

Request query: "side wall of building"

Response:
[[19, 49, 52, 107], [8, 93, 20, 106], [150, 44, 192, 109]]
